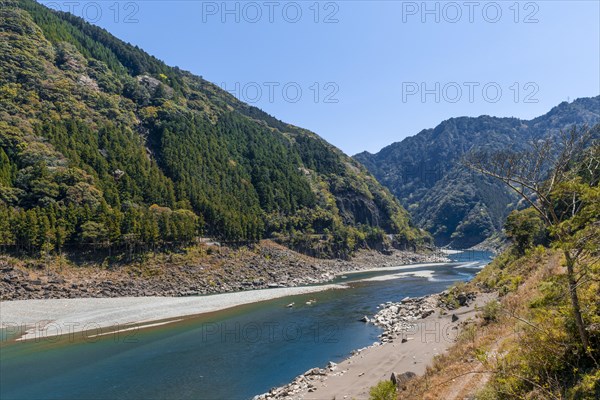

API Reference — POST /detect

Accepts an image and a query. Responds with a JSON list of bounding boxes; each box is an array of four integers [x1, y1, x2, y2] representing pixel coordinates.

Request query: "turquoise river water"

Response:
[[0, 251, 492, 400]]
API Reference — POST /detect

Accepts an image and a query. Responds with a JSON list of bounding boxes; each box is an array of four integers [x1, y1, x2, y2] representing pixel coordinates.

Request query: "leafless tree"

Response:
[[463, 124, 599, 355]]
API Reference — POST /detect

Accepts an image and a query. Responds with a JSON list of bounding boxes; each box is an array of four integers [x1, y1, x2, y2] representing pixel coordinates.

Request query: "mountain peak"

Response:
[[354, 96, 600, 248]]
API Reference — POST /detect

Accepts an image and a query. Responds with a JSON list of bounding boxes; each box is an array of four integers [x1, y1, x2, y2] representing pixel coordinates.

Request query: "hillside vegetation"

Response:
[[395, 142, 599, 399], [355, 98, 600, 248], [0, 0, 428, 260]]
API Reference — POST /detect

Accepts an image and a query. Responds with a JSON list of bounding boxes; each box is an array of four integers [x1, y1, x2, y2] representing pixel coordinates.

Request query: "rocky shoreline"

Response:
[[370, 290, 477, 342], [0, 241, 448, 301], [254, 290, 479, 400]]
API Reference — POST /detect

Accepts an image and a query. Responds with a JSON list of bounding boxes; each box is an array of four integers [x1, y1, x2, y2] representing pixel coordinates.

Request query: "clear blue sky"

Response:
[[42, 1, 600, 155]]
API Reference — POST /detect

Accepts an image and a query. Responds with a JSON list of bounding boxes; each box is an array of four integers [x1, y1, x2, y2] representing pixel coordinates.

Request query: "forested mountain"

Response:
[[354, 97, 600, 248], [0, 0, 427, 258]]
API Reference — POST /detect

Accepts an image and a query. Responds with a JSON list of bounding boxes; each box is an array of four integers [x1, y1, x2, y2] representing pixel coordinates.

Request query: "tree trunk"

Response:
[[564, 250, 590, 353]]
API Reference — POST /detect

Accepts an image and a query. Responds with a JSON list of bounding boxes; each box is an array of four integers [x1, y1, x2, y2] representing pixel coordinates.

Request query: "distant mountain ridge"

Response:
[[354, 96, 600, 248]]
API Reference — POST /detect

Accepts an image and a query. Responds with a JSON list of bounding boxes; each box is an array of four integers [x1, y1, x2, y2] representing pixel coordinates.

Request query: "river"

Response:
[[0, 251, 492, 400]]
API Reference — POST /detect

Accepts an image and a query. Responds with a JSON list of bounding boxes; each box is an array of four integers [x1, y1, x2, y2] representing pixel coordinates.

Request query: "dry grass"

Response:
[[397, 248, 564, 400], [397, 312, 511, 400]]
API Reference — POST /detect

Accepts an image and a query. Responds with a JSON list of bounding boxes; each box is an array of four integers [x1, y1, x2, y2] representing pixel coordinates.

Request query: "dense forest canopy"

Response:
[[0, 0, 428, 258]]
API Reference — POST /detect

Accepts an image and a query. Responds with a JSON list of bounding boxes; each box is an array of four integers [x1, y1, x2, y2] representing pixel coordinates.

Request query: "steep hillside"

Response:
[[0, 0, 428, 258], [372, 143, 600, 399], [355, 97, 600, 248]]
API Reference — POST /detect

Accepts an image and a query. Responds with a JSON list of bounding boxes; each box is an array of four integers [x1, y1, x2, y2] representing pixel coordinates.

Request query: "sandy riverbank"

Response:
[[0, 284, 346, 341], [256, 292, 494, 400], [340, 262, 447, 276], [0, 257, 456, 341], [305, 294, 493, 400]]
